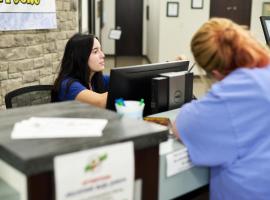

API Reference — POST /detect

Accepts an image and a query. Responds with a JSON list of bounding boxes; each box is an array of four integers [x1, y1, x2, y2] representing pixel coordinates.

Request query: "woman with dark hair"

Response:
[[173, 18, 270, 199], [51, 33, 109, 108]]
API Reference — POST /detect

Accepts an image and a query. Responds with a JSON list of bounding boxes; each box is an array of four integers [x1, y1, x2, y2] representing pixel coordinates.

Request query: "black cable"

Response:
[[188, 62, 196, 73]]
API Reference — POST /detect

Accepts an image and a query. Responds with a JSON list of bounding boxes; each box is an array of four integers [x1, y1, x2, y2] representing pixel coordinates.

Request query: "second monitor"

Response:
[[260, 16, 270, 45], [106, 60, 192, 116]]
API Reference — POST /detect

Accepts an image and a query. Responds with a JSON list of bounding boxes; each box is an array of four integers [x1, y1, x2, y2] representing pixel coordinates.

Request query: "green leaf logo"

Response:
[[85, 153, 108, 172]]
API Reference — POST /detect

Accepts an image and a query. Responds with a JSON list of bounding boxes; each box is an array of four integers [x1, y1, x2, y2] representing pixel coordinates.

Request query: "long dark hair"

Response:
[[51, 33, 106, 102]]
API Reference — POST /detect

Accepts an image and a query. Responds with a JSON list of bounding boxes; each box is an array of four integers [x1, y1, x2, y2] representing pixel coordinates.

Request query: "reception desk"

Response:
[[0, 101, 168, 200], [152, 109, 209, 200]]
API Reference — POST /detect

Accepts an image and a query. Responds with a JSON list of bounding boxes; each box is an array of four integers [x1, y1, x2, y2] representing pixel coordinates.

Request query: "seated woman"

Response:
[[51, 33, 109, 108]]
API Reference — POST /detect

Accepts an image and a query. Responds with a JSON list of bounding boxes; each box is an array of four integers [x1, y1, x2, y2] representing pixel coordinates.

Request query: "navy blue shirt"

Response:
[[58, 75, 109, 101]]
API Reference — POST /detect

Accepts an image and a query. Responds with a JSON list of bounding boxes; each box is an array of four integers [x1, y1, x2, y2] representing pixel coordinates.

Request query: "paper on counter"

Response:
[[166, 147, 193, 177], [11, 117, 108, 139]]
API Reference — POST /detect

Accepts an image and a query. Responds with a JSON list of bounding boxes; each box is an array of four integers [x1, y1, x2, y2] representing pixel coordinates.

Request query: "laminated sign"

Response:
[[0, 0, 57, 30], [54, 142, 134, 200], [166, 147, 193, 177]]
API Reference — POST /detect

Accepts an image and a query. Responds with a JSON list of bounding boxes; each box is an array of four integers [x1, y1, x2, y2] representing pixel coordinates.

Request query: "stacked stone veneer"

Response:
[[0, 0, 78, 109]]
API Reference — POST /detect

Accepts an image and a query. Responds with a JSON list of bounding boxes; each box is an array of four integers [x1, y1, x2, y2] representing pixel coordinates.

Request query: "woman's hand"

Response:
[[175, 54, 188, 61], [172, 121, 181, 141]]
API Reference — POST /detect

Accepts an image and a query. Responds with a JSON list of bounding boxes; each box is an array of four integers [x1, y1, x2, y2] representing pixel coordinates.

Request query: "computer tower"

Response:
[[151, 77, 168, 114], [160, 71, 187, 110], [184, 72, 194, 103], [159, 71, 193, 110]]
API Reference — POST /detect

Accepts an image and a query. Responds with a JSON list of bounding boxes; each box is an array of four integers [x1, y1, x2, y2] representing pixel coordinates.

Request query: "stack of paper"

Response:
[[11, 117, 108, 139]]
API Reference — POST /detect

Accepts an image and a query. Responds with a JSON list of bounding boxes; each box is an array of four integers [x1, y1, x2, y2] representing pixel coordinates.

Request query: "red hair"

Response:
[[191, 18, 270, 75]]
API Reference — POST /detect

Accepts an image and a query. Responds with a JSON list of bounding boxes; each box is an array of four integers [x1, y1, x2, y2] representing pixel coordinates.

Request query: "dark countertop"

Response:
[[0, 101, 168, 176]]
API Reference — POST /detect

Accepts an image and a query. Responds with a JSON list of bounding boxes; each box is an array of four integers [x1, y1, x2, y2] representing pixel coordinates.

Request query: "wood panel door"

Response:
[[210, 0, 252, 27], [116, 0, 143, 55]]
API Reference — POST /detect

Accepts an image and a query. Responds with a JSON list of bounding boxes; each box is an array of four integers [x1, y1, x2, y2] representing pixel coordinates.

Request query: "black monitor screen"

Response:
[[106, 60, 190, 116], [260, 16, 270, 45]]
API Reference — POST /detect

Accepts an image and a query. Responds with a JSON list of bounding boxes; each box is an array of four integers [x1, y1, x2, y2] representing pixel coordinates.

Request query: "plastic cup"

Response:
[[115, 100, 145, 120]]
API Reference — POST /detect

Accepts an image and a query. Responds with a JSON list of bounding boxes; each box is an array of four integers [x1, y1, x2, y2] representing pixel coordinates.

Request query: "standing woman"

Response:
[[173, 18, 270, 199], [51, 33, 109, 108]]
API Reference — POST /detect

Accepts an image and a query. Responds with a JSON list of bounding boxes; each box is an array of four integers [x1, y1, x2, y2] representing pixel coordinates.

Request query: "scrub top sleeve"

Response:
[[69, 81, 87, 99], [60, 80, 86, 101], [175, 92, 238, 167]]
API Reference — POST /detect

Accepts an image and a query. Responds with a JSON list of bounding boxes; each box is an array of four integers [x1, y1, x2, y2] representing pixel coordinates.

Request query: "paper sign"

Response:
[[168, 4, 178, 16], [166, 148, 193, 177], [0, 0, 56, 31], [109, 29, 122, 40], [266, 20, 270, 36], [192, 0, 203, 8], [54, 142, 134, 200], [0, 0, 55, 13], [0, 13, 57, 31]]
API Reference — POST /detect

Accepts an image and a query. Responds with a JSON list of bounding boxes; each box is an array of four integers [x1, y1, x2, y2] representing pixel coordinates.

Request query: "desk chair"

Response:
[[5, 85, 53, 109]]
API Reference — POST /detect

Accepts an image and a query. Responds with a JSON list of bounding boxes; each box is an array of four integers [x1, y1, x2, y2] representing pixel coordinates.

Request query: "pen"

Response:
[[139, 98, 144, 106]]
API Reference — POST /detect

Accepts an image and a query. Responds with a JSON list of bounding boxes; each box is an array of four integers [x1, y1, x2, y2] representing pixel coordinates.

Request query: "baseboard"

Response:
[[143, 55, 152, 64], [105, 54, 115, 57]]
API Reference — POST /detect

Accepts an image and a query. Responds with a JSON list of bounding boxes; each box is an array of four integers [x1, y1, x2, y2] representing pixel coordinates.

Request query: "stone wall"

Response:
[[0, 0, 78, 109]]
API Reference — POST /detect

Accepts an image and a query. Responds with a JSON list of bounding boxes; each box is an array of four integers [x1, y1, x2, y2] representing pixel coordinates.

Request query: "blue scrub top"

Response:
[[58, 75, 109, 101], [175, 66, 270, 200]]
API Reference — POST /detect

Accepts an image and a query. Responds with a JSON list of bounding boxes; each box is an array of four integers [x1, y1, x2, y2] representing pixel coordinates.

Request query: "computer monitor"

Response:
[[260, 16, 270, 45], [106, 60, 192, 116]]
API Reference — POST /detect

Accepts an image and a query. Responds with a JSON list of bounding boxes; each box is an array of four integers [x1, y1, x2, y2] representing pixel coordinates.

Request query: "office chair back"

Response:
[[5, 85, 53, 109]]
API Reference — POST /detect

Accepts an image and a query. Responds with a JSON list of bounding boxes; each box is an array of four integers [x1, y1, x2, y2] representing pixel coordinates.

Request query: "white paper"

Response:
[[159, 138, 175, 155], [168, 3, 178, 16], [266, 20, 270, 36], [11, 117, 108, 139], [134, 179, 142, 200], [0, 0, 56, 31], [54, 142, 134, 200], [0, 13, 57, 31], [166, 148, 193, 177], [192, 0, 203, 8], [0, 0, 56, 13], [109, 29, 122, 40]]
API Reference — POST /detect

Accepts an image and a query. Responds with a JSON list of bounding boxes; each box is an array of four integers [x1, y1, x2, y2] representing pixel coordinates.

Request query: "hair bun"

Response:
[[219, 27, 237, 45]]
